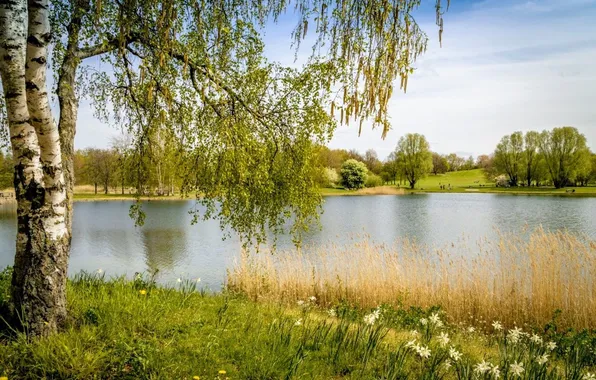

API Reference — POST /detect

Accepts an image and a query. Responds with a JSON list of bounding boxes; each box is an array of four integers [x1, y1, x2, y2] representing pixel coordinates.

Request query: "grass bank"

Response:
[[321, 170, 596, 197], [229, 229, 596, 330], [0, 270, 595, 379], [73, 193, 189, 202]]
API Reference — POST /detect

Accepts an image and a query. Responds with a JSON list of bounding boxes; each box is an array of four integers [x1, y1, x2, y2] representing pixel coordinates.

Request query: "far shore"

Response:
[[320, 186, 596, 197], [1, 184, 596, 204]]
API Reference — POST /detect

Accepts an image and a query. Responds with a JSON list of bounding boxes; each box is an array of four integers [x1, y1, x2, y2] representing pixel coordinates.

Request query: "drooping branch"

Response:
[[77, 34, 139, 59]]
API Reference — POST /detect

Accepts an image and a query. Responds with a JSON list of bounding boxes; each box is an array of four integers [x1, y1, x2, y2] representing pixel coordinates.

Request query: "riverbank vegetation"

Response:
[[229, 229, 596, 330], [1, 268, 595, 379], [315, 126, 596, 193], [1, 126, 595, 198]]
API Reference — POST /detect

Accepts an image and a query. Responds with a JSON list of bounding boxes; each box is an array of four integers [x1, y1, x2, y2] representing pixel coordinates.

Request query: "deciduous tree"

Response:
[[431, 152, 448, 175], [395, 133, 432, 189], [0, 0, 448, 335], [493, 131, 524, 186], [538, 127, 591, 188]]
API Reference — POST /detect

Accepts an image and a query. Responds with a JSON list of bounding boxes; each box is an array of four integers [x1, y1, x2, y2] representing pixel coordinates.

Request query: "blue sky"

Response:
[[74, 0, 596, 160]]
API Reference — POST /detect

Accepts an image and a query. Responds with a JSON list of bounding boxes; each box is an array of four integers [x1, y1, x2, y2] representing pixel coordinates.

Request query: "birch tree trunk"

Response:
[[0, 0, 70, 336]]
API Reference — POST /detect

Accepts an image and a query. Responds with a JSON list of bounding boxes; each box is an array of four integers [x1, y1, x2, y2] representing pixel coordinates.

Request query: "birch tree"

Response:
[[0, 0, 448, 336]]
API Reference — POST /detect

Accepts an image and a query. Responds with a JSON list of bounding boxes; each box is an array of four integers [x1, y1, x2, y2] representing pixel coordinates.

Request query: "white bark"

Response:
[[0, 0, 44, 188], [1, 0, 71, 337], [26, 0, 67, 240]]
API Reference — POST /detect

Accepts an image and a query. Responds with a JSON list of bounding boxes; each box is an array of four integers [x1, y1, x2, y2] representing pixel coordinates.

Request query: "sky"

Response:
[[73, 0, 596, 161]]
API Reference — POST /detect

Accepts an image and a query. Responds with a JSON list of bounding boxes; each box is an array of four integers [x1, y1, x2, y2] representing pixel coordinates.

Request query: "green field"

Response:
[[414, 169, 491, 190], [321, 169, 596, 197]]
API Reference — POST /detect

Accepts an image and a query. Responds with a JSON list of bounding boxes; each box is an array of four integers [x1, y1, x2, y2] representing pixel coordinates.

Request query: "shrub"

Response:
[[323, 167, 340, 187], [365, 173, 383, 188], [340, 159, 367, 190]]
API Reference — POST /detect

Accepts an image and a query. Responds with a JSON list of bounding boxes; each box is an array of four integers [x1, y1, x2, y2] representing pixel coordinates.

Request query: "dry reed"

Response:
[[228, 228, 596, 329]]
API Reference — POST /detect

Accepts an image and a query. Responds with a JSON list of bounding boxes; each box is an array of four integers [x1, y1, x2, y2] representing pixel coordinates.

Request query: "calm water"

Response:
[[1, 194, 595, 289]]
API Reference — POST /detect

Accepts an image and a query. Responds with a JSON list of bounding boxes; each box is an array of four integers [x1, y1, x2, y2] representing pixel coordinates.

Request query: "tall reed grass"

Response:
[[228, 229, 596, 329]]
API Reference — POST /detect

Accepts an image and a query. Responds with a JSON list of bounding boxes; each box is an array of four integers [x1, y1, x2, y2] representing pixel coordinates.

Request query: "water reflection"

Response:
[[0, 194, 595, 289]]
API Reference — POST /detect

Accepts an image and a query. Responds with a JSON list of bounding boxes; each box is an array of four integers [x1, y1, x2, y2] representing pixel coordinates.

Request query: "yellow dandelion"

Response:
[[0, 376, 8, 380], [139, 289, 147, 295], [218, 370, 226, 375], [192, 376, 200, 380]]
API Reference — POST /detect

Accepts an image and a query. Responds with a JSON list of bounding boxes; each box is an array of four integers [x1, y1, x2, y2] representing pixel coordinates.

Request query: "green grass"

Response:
[[415, 169, 491, 190], [0, 270, 595, 379], [322, 170, 596, 197]]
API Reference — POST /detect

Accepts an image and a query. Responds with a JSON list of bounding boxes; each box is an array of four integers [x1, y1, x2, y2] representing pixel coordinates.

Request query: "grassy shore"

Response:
[[0, 269, 594, 379], [73, 193, 189, 201], [322, 169, 596, 197]]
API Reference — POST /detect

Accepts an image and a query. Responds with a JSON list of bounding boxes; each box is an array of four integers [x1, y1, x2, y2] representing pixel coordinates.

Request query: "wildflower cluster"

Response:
[[405, 339, 431, 359], [474, 359, 500, 378]]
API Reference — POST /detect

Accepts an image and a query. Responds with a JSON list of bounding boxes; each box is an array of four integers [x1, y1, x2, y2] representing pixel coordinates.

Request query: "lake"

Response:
[[1, 194, 595, 290]]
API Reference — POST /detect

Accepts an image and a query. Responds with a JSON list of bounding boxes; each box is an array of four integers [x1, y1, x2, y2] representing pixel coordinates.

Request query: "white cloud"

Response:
[[72, 1, 596, 161], [328, 0, 596, 159]]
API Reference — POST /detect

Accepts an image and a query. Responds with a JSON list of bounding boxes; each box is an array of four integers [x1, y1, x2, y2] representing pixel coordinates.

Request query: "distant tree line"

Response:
[[314, 126, 596, 190], [0, 151, 13, 190], [73, 135, 183, 195], [2, 127, 595, 193], [489, 127, 595, 188], [315, 135, 481, 190]]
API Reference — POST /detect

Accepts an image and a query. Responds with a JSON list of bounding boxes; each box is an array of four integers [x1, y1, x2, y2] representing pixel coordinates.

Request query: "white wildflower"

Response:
[[508, 327, 523, 344], [474, 360, 491, 375], [294, 319, 302, 326], [438, 332, 450, 347], [420, 318, 428, 326], [429, 312, 441, 325], [405, 339, 417, 348], [410, 330, 419, 337], [308, 296, 317, 302], [296, 300, 305, 306], [444, 359, 452, 370], [584, 373, 596, 380], [177, 278, 182, 283], [196, 278, 201, 282], [530, 334, 543, 344], [449, 346, 462, 362], [416, 345, 431, 359], [492, 321, 503, 331], [373, 307, 382, 318], [546, 341, 557, 351], [363, 312, 378, 326], [327, 308, 336, 317], [536, 354, 549, 365], [467, 326, 476, 333], [96, 268, 104, 274], [435, 320, 444, 328], [491, 364, 501, 379], [510, 361, 524, 377]]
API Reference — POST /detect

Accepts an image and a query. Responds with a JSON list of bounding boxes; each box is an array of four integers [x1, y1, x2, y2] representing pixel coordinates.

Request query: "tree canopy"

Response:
[[395, 133, 432, 189], [0, 0, 449, 335], [49, 0, 450, 242], [340, 159, 368, 190]]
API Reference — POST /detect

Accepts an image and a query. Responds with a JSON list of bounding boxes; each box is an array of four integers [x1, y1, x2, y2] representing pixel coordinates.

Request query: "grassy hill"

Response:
[[414, 169, 490, 190]]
